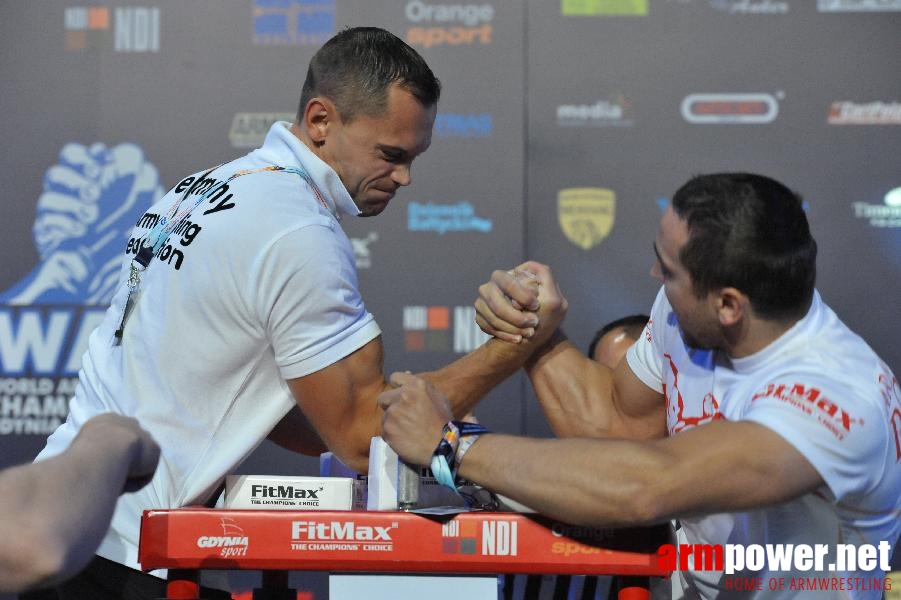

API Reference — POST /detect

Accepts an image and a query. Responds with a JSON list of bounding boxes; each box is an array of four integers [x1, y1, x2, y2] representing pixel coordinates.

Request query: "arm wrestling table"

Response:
[[139, 508, 672, 599]]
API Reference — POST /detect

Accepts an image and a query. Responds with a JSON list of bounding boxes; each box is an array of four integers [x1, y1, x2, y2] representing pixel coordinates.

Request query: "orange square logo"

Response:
[[427, 306, 449, 329], [88, 6, 109, 29]]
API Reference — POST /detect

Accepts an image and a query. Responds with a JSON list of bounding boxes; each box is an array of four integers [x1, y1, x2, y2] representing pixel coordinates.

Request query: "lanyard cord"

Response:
[[142, 164, 327, 263], [114, 164, 325, 340]]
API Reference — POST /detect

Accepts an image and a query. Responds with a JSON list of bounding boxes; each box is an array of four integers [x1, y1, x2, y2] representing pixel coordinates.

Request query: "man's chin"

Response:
[[356, 197, 392, 217]]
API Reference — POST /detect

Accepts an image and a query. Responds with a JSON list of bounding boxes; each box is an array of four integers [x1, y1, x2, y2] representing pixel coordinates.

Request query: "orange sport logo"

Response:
[[405, 0, 495, 48]]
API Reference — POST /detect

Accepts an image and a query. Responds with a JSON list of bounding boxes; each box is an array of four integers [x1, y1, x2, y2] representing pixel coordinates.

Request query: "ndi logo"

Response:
[[64, 6, 160, 52], [403, 306, 489, 353]]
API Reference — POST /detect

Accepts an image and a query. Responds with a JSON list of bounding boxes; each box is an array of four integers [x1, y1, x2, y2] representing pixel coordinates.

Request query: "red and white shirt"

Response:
[[628, 287, 901, 599]]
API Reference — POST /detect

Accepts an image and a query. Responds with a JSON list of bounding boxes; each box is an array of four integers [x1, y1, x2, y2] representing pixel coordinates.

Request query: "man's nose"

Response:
[[392, 164, 411, 187]]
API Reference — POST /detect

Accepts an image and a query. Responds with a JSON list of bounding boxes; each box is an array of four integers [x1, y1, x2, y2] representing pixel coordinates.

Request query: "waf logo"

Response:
[[196, 518, 249, 559], [558, 188, 615, 251], [681, 93, 780, 124], [751, 382, 863, 440], [0, 143, 163, 436]]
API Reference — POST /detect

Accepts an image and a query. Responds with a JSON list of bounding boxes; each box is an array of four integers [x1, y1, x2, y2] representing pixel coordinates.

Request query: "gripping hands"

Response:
[[474, 261, 568, 346]]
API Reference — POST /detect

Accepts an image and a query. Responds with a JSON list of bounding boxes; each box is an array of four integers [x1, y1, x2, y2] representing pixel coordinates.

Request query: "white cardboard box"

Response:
[[224, 474, 355, 510], [366, 436, 466, 510]]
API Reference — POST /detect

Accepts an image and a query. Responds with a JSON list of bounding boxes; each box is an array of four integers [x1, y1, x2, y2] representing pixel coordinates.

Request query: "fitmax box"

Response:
[[224, 475, 355, 511]]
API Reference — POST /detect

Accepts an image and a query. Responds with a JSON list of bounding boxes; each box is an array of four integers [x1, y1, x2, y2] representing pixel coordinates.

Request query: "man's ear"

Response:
[[716, 287, 748, 327], [302, 97, 336, 146]]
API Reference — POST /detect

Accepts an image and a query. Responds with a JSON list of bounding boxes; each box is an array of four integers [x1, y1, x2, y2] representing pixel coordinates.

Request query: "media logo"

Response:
[[557, 94, 634, 127], [561, 0, 648, 16], [350, 232, 379, 269], [229, 113, 295, 148], [407, 202, 493, 234], [681, 93, 780, 124], [403, 306, 489, 353], [818, 0, 901, 11], [435, 113, 493, 138], [0, 143, 164, 436], [557, 188, 615, 250], [253, 0, 335, 46], [196, 518, 249, 558], [709, 0, 789, 13], [64, 6, 160, 53], [827, 101, 901, 125], [405, 1, 495, 49], [853, 187, 901, 228]]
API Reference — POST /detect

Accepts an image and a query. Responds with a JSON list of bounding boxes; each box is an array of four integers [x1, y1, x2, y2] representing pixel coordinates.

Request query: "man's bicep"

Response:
[[657, 420, 824, 518], [285, 337, 388, 473], [610, 359, 667, 439]]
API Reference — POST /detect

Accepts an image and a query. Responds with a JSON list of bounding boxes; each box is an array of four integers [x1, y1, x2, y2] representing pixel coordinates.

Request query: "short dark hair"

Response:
[[671, 173, 817, 321], [587, 314, 649, 359], [297, 27, 441, 123]]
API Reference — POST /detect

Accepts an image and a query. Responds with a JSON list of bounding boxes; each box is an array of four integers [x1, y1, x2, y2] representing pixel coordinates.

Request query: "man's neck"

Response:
[[725, 312, 805, 359]]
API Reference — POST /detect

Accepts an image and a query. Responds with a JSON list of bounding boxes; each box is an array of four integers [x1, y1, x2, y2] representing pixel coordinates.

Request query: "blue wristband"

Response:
[[430, 454, 457, 490]]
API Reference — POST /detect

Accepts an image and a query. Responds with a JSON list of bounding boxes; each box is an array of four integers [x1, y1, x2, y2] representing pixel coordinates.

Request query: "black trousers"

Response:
[[20, 555, 232, 600]]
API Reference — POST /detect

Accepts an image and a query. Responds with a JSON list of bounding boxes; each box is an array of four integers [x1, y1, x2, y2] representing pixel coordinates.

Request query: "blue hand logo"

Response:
[[1, 142, 164, 305]]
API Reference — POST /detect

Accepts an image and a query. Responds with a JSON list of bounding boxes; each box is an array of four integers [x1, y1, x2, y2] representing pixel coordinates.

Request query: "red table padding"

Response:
[[139, 508, 672, 578]]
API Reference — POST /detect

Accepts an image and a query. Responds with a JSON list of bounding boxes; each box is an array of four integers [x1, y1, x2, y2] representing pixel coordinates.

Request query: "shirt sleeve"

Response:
[[626, 286, 668, 394], [251, 221, 381, 380], [741, 378, 885, 502]]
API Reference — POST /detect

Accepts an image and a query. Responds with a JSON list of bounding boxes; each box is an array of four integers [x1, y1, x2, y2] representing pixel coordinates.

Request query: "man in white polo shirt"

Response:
[[31, 27, 534, 600]]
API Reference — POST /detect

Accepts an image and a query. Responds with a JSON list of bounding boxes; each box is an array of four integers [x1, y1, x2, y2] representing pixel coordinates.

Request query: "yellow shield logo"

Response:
[[557, 187, 615, 250]]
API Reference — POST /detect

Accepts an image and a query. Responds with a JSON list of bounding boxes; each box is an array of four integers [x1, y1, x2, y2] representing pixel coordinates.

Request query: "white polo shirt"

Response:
[[37, 122, 381, 572]]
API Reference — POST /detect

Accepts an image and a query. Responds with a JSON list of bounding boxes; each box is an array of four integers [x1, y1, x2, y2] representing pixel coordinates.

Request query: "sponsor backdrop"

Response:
[[1, 0, 899, 596]]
